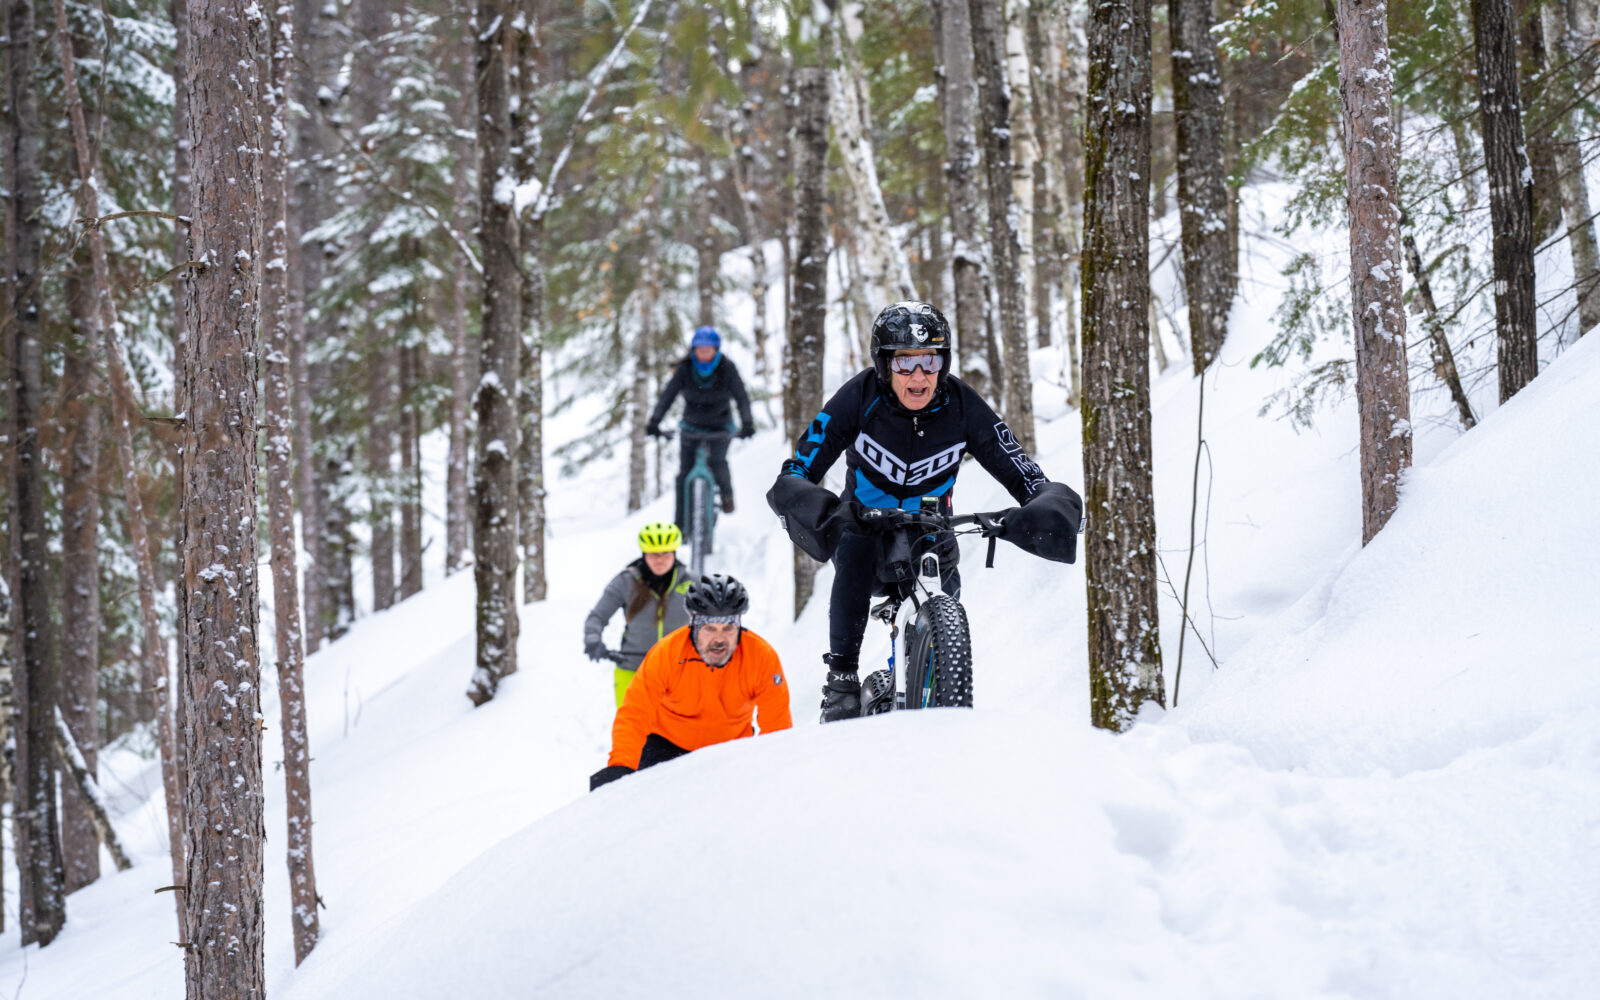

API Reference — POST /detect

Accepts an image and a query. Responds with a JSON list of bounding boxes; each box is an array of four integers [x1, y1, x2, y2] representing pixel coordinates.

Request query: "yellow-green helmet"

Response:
[[638, 521, 682, 553]]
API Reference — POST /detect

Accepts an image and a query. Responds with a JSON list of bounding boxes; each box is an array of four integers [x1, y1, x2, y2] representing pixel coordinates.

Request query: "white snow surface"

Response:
[[5, 189, 1599, 998]]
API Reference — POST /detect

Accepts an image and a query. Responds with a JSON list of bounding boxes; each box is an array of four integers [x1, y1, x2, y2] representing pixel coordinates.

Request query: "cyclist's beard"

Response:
[[696, 635, 735, 667]]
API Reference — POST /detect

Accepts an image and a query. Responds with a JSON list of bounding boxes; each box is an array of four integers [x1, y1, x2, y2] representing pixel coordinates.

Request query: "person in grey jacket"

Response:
[[583, 521, 702, 706]]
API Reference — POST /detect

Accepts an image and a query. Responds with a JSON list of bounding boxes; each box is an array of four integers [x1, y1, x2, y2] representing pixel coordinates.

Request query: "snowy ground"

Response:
[[3, 187, 1598, 998]]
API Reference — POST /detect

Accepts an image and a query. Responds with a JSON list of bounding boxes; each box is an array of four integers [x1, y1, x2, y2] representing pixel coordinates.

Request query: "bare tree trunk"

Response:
[[447, 88, 474, 574], [971, 0, 1037, 452], [467, 0, 522, 706], [180, 2, 267, 993], [695, 152, 719, 327], [936, 0, 991, 396], [1026, 1, 1060, 349], [1059, 4, 1086, 404], [9, 0, 67, 944], [322, 451, 357, 640], [165, 0, 193, 915], [1400, 212, 1476, 431], [1169, 0, 1233, 373], [58, 291, 101, 894], [1541, 0, 1600, 339], [291, 0, 328, 649], [1337, 0, 1413, 544], [725, 111, 770, 386], [366, 322, 395, 612], [262, 5, 320, 963], [0, 577, 17, 933], [516, 17, 547, 603], [789, 63, 830, 619], [1473, 0, 1540, 401], [1081, 0, 1165, 732], [628, 181, 662, 515], [1005, 0, 1038, 337], [398, 340, 422, 601], [1514, 0, 1562, 243], [828, 1, 915, 311], [52, 708, 130, 872]]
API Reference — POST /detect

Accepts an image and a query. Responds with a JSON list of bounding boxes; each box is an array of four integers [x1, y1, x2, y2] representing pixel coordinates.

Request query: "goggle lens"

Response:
[[887, 353, 943, 375]]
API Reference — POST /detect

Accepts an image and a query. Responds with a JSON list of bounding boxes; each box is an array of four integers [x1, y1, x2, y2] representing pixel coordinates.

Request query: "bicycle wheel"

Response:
[[690, 477, 710, 576], [903, 595, 973, 709]]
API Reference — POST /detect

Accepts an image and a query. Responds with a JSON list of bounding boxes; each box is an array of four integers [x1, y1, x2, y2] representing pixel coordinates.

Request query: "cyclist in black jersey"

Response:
[[767, 301, 1083, 722]]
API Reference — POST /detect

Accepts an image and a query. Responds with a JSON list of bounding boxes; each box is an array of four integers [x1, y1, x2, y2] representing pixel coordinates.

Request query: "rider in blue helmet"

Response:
[[646, 325, 756, 521]]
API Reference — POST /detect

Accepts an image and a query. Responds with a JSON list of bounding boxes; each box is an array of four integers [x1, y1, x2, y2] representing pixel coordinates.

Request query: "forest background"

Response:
[[2, 0, 1596, 996]]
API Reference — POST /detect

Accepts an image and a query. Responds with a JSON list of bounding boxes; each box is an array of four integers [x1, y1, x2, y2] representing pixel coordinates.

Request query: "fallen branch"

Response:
[[53, 706, 133, 872]]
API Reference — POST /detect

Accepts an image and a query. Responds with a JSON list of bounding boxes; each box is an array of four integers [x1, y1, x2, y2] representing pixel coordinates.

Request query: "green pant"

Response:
[[613, 666, 639, 707]]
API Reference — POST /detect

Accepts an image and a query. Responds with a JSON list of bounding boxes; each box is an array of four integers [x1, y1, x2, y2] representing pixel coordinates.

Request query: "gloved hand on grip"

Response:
[[584, 639, 609, 662], [645, 419, 662, 438], [737, 423, 755, 439], [1001, 482, 1086, 564]]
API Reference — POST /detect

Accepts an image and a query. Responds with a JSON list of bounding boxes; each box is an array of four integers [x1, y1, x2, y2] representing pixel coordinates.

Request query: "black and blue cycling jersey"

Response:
[[779, 369, 1047, 511]]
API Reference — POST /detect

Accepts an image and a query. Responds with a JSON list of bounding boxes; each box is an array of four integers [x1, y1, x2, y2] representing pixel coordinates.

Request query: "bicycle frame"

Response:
[[866, 546, 946, 713], [679, 429, 731, 578]]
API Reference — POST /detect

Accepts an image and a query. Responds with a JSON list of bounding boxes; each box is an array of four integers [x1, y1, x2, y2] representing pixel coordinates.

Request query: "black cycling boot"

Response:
[[820, 653, 861, 723]]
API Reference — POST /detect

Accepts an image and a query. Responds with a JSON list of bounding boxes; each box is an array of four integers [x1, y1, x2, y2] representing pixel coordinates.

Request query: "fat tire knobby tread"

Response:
[[908, 595, 973, 709], [690, 477, 710, 574]]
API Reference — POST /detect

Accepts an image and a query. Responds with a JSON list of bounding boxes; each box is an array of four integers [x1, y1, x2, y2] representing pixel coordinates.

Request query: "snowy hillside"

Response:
[[3, 191, 1598, 998]]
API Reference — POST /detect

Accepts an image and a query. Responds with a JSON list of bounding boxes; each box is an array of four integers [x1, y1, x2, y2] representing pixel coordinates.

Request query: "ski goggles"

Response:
[[886, 352, 943, 375]]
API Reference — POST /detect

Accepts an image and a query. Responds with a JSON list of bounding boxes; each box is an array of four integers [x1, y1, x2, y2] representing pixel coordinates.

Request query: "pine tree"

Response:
[[179, 0, 267, 992]]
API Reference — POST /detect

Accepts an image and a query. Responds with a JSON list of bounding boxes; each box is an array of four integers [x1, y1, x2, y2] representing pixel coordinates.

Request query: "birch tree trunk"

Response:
[[6, 0, 67, 933], [828, 1, 915, 311], [58, 301, 101, 894], [629, 180, 662, 515], [1168, 0, 1232, 373], [1061, 6, 1086, 404], [1005, 0, 1037, 336], [936, 0, 992, 396], [180, 1, 267, 993], [789, 64, 830, 619], [1026, 0, 1060, 349], [1472, 0, 1540, 401], [1081, 0, 1164, 732], [725, 110, 770, 386], [467, 0, 523, 706], [971, 0, 1037, 452], [1400, 210, 1476, 431], [1337, 0, 1412, 544], [1541, 0, 1600, 339]]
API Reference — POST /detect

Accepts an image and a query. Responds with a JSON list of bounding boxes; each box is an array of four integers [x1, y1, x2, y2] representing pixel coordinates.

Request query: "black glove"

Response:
[[584, 640, 608, 662], [737, 423, 755, 439], [645, 419, 661, 438], [1002, 482, 1085, 564], [590, 764, 634, 791]]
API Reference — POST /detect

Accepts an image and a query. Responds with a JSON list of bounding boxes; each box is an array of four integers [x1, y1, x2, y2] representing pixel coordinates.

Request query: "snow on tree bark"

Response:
[[179, 1, 268, 993], [1400, 210, 1476, 432], [1081, 0, 1165, 732], [935, 0, 992, 397], [468, 0, 523, 706], [1471, 0, 1540, 401], [265, 1, 320, 963], [1337, 0, 1413, 545], [8, 0, 68, 944], [971, 0, 1037, 452], [788, 63, 830, 619], [1168, 0, 1233, 373], [1513, 0, 1562, 244], [1025, 0, 1061, 350], [1005, 0, 1038, 334]]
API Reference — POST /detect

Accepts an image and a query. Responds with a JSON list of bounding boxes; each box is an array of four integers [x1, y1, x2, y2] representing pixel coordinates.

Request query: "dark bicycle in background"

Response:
[[653, 426, 733, 578]]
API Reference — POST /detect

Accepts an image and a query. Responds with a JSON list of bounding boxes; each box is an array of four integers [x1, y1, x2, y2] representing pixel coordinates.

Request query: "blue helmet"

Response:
[[691, 326, 721, 350]]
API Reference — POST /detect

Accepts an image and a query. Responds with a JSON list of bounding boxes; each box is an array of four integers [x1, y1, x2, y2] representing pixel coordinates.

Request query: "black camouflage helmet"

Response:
[[684, 573, 750, 618], [869, 301, 953, 387]]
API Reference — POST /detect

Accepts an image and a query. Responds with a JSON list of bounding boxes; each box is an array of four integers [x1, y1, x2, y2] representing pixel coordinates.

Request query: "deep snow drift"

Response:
[[3, 191, 1598, 998]]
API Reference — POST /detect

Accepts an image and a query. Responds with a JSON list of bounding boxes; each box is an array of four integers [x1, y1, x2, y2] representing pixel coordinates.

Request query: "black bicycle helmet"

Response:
[[684, 573, 750, 617], [870, 301, 953, 388]]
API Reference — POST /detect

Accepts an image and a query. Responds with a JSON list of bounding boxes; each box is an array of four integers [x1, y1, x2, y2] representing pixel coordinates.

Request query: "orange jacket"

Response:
[[608, 626, 792, 768]]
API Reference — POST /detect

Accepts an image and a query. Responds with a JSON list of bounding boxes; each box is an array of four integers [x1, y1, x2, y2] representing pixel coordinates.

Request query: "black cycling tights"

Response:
[[829, 531, 960, 668]]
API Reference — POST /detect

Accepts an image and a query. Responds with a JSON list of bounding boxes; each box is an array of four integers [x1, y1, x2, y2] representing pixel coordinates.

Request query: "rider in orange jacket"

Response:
[[592, 574, 792, 789]]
